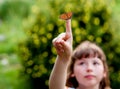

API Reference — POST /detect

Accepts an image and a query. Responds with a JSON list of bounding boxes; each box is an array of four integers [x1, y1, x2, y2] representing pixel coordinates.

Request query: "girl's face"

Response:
[[72, 57, 106, 88]]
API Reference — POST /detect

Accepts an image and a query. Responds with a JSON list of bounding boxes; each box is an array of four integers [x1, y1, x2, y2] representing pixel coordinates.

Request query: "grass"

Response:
[[0, 51, 30, 89], [0, 65, 19, 89]]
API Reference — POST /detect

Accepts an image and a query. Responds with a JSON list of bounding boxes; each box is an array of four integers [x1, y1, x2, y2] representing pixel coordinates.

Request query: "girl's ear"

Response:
[[71, 73, 75, 77], [103, 72, 106, 78]]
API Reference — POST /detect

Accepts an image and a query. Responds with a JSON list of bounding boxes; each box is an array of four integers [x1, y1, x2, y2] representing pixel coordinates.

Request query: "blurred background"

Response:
[[0, 0, 120, 89]]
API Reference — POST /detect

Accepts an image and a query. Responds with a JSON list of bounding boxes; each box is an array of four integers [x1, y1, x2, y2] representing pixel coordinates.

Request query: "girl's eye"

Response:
[[93, 61, 99, 65], [79, 62, 85, 65]]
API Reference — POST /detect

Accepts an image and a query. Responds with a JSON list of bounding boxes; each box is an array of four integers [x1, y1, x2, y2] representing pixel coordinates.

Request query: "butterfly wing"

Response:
[[59, 12, 72, 20], [66, 12, 72, 20], [59, 13, 68, 20]]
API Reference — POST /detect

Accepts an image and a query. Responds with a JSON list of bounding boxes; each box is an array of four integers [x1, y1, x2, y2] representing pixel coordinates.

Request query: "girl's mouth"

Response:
[[84, 75, 95, 79]]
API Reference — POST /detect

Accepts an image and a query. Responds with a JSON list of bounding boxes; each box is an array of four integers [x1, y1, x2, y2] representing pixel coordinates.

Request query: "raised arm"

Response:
[[49, 19, 73, 89]]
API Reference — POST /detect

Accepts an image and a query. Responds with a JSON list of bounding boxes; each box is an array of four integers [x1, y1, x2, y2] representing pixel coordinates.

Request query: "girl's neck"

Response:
[[77, 84, 99, 89]]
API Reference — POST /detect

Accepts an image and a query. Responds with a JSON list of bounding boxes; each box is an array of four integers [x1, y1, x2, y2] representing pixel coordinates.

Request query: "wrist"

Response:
[[57, 55, 71, 64]]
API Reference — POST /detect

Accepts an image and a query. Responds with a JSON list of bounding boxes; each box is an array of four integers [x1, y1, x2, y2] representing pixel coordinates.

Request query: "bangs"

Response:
[[73, 48, 102, 60], [72, 41, 105, 61]]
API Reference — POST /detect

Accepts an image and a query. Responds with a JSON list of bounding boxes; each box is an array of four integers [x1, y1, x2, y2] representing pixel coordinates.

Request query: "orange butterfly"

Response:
[[59, 12, 72, 20]]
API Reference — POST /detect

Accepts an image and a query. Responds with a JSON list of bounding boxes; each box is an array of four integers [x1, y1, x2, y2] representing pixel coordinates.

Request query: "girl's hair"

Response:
[[66, 41, 111, 89]]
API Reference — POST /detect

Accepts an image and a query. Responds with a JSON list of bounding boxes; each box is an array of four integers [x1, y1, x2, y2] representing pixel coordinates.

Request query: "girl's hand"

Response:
[[52, 19, 73, 61]]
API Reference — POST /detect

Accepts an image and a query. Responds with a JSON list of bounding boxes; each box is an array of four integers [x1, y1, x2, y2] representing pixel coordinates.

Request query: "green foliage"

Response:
[[18, 0, 120, 89], [0, 1, 33, 53], [0, 1, 34, 89], [0, 1, 32, 20], [0, 63, 31, 89]]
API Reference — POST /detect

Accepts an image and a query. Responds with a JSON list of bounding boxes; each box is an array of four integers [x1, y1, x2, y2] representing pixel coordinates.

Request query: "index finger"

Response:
[[65, 19, 72, 39]]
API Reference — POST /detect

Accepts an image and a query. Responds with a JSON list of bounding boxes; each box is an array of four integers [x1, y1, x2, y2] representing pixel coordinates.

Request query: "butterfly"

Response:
[[59, 12, 73, 20]]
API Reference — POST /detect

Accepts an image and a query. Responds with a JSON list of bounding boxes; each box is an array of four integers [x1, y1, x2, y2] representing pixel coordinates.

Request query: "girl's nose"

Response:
[[86, 69, 92, 72], [86, 64, 93, 72]]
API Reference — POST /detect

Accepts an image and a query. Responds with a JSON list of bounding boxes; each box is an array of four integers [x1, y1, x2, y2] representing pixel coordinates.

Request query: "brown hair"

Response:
[[66, 41, 111, 89]]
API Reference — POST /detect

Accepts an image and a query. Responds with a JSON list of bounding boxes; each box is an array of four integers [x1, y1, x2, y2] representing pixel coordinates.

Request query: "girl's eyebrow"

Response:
[[93, 58, 103, 63], [82, 57, 101, 61]]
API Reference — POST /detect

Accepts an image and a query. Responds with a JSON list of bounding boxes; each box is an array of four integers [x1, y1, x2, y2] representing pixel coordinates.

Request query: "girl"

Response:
[[49, 19, 111, 89]]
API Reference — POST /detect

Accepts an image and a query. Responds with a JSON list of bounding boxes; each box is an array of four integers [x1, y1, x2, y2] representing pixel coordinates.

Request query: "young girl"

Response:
[[49, 19, 111, 89]]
